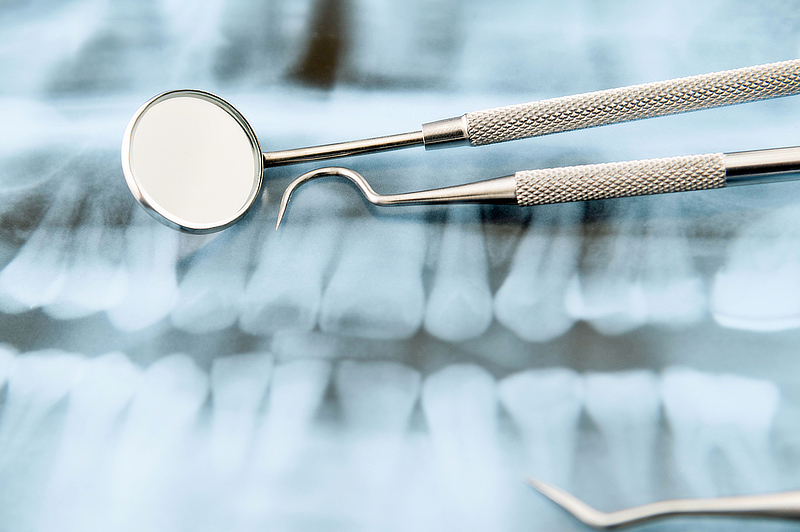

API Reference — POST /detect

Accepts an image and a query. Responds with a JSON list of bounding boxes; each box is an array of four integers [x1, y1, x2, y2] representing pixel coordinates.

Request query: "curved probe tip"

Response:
[[275, 167, 379, 229]]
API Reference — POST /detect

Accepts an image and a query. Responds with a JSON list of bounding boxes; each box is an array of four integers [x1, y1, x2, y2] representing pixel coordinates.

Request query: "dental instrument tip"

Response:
[[275, 167, 381, 230], [525, 477, 616, 529]]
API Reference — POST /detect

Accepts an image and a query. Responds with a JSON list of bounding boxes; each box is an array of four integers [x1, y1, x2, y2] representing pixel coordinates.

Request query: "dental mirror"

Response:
[[122, 90, 263, 233]]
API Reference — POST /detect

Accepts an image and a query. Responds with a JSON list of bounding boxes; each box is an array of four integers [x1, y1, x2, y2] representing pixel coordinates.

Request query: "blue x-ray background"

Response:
[[1, 1, 800, 530]]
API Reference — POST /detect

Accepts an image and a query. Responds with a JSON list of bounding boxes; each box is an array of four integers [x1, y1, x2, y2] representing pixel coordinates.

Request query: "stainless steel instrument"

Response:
[[275, 147, 800, 228], [121, 59, 800, 233], [526, 477, 800, 530]]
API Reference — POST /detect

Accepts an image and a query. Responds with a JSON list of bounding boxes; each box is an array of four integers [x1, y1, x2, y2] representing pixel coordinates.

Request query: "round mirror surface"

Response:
[[122, 90, 263, 233]]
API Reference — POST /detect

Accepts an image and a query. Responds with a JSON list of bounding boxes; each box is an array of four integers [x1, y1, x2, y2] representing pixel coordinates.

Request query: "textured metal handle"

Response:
[[466, 59, 800, 146], [515, 153, 726, 205]]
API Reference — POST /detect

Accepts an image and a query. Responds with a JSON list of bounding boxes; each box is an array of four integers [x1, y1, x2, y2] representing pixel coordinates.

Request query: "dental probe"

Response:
[[526, 477, 800, 529], [123, 59, 800, 233], [275, 146, 800, 228]]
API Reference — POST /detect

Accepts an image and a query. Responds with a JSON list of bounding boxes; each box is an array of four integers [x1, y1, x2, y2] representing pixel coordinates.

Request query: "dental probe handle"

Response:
[[513, 146, 800, 206], [263, 59, 800, 166]]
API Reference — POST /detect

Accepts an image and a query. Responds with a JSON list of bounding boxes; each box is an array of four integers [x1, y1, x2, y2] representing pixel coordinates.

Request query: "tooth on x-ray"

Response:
[[494, 203, 582, 342], [251, 359, 331, 474], [106, 210, 180, 332], [106, 354, 209, 531], [171, 222, 259, 334], [38, 352, 141, 532], [213, 0, 315, 85], [424, 205, 493, 342], [335, 359, 421, 432], [566, 201, 648, 335], [636, 199, 706, 326], [499, 367, 584, 487], [346, 0, 461, 86], [0, 178, 85, 313], [319, 218, 426, 340], [209, 352, 274, 474], [584, 370, 661, 506], [421, 364, 507, 531], [661, 367, 780, 497], [0, 351, 86, 531], [0, 350, 87, 464], [240, 219, 343, 336], [711, 205, 800, 331], [333, 360, 421, 528], [44, 155, 133, 320]]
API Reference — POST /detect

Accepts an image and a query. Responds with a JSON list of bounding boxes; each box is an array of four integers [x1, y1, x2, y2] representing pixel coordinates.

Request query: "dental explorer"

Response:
[[526, 477, 800, 530]]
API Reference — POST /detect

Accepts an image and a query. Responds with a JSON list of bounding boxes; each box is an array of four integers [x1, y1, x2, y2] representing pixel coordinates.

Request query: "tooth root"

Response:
[[214, 0, 315, 85], [209, 352, 274, 473], [43, 220, 130, 320], [494, 203, 582, 342], [0, 175, 56, 274], [106, 211, 180, 332], [498, 367, 584, 487], [584, 370, 661, 506], [0, 350, 86, 530], [39, 352, 140, 532], [638, 199, 706, 326], [252, 359, 331, 473], [107, 354, 209, 528], [346, 0, 461, 86], [711, 205, 800, 331], [170, 223, 259, 334], [0, 350, 87, 463], [335, 359, 421, 433], [661, 367, 781, 497], [421, 364, 505, 529], [566, 202, 647, 336], [333, 360, 421, 527], [0, 178, 84, 313], [424, 205, 492, 342], [44, 161, 133, 320], [240, 220, 343, 336], [319, 218, 426, 340]]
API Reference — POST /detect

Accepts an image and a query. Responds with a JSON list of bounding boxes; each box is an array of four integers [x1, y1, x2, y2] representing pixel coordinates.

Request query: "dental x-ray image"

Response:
[[1, 0, 800, 530]]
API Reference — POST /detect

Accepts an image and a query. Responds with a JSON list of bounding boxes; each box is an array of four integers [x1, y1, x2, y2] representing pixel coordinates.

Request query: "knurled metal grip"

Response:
[[466, 59, 800, 146], [515, 153, 727, 205]]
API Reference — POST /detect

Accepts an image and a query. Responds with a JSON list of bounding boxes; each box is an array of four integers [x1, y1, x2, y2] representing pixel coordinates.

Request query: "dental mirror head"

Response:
[[122, 90, 264, 233]]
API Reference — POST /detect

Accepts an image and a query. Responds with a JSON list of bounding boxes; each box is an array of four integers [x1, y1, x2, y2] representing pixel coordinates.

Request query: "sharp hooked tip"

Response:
[[524, 476, 615, 530], [524, 477, 558, 500], [275, 167, 379, 230], [524, 476, 543, 489], [275, 202, 286, 230]]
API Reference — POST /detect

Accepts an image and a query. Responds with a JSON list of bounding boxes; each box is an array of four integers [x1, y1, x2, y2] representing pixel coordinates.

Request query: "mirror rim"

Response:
[[121, 89, 264, 234]]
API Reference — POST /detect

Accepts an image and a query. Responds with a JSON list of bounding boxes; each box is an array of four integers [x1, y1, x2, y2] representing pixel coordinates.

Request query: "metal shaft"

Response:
[[261, 59, 800, 168], [527, 478, 800, 530]]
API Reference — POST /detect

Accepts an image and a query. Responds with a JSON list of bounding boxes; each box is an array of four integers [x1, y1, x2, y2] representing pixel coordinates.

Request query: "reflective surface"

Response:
[[123, 90, 262, 232]]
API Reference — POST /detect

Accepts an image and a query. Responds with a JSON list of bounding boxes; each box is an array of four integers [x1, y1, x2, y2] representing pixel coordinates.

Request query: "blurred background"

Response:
[[2, 0, 800, 530]]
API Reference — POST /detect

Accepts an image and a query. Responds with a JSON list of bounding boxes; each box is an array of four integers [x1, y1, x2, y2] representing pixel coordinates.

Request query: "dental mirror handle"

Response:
[[263, 59, 800, 166]]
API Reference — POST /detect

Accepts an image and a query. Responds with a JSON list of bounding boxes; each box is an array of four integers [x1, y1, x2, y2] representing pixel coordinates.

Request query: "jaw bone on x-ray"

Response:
[[1, 0, 800, 530]]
